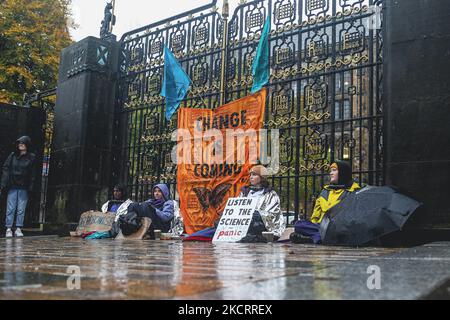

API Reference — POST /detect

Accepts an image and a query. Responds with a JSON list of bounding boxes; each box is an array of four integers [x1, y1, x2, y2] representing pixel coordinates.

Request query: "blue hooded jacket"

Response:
[[146, 183, 174, 223]]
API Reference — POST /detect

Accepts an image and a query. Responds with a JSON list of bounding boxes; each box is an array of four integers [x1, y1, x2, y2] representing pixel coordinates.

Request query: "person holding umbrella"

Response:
[[291, 160, 361, 244]]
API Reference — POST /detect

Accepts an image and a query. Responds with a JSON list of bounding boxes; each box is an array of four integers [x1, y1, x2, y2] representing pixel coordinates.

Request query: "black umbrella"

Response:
[[319, 186, 422, 246]]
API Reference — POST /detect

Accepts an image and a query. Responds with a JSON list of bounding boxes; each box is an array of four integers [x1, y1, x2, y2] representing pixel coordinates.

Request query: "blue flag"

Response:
[[251, 16, 271, 94], [161, 46, 191, 120]]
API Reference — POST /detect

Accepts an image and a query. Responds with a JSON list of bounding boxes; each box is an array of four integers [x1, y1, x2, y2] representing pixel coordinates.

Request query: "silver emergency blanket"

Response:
[[100, 199, 133, 222], [239, 189, 286, 238], [169, 200, 184, 236]]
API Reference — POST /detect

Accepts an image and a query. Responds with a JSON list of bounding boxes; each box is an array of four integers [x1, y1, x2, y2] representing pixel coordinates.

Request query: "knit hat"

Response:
[[249, 165, 271, 188], [249, 165, 270, 178]]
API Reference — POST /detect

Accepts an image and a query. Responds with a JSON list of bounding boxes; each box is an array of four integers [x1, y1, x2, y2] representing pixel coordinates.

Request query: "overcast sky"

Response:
[[70, 0, 239, 41]]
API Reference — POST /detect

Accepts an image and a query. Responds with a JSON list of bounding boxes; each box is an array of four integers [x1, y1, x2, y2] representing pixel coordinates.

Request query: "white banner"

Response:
[[212, 197, 258, 242]]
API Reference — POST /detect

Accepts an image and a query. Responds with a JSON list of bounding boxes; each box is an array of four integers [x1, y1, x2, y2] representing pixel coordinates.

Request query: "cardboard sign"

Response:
[[212, 197, 258, 242], [71, 211, 115, 236]]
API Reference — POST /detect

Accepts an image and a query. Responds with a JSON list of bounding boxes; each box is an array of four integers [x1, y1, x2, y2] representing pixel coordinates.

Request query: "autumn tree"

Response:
[[0, 0, 75, 104]]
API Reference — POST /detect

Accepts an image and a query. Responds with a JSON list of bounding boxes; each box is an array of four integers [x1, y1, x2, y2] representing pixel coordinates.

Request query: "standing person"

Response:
[[238, 165, 286, 242], [1, 136, 36, 238], [291, 160, 361, 244]]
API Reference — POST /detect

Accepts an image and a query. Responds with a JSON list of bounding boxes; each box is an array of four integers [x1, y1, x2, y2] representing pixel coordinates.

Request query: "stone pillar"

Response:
[[384, 0, 450, 229], [46, 36, 120, 225]]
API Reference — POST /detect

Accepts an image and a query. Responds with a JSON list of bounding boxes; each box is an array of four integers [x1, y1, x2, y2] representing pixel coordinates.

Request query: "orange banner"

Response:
[[176, 90, 267, 234]]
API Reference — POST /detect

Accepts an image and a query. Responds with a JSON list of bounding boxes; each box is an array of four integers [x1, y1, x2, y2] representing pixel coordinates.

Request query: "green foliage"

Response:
[[0, 0, 74, 104]]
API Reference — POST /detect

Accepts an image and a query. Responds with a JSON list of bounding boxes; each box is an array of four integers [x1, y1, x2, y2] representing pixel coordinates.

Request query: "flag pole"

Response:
[[219, 0, 229, 106]]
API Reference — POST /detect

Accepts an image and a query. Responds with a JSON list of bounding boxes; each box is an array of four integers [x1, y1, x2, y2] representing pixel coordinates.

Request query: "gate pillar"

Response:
[[45, 36, 120, 225], [384, 0, 450, 228]]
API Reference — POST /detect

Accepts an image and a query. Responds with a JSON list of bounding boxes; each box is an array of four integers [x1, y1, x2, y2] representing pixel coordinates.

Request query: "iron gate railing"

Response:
[[24, 88, 56, 224], [114, 0, 384, 224]]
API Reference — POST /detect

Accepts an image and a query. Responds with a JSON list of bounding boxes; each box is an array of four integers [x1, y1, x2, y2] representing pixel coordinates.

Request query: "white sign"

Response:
[[212, 197, 258, 243]]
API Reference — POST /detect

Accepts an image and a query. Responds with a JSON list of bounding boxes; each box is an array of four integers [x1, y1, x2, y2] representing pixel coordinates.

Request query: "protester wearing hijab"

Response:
[[291, 160, 361, 244]]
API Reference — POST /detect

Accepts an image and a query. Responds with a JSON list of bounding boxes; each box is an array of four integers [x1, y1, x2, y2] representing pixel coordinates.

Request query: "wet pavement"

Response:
[[0, 236, 449, 299]]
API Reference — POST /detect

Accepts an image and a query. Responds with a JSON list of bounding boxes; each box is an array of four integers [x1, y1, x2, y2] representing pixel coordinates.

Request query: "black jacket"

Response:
[[1, 136, 36, 191]]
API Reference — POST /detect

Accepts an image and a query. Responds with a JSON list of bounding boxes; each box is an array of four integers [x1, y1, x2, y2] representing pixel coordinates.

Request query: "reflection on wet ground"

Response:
[[0, 237, 448, 299]]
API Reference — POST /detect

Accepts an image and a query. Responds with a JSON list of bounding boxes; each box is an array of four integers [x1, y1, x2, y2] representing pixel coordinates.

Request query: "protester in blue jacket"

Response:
[[127, 184, 175, 236]]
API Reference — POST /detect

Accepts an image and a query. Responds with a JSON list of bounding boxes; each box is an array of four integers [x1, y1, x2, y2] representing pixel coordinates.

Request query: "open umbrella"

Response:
[[319, 186, 422, 246]]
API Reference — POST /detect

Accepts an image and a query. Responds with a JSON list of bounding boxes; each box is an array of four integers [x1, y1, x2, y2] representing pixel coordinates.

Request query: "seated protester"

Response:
[[126, 183, 175, 238], [238, 165, 286, 243], [81, 185, 132, 240], [183, 165, 286, 243], [101, 184, 133, 222], [291, 160, 361, 244]]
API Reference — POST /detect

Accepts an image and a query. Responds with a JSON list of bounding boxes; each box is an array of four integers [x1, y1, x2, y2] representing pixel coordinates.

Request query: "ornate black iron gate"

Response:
[[23, 89, 56, 224], [0, 89, 54, 226], [114, 0, 384, 224]]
